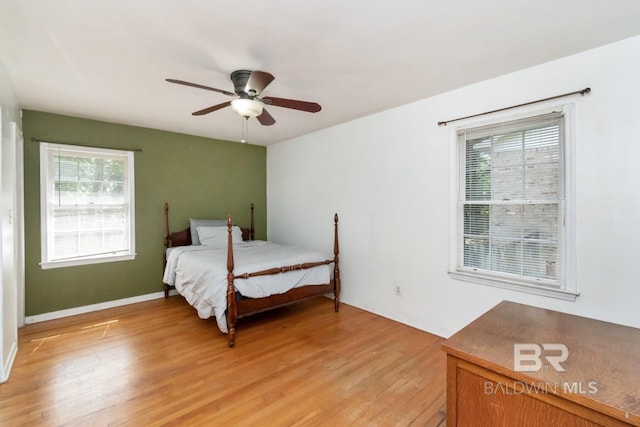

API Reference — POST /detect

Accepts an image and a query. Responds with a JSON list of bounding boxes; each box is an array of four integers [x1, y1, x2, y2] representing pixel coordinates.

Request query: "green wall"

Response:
[[23, 110, 266, 316]]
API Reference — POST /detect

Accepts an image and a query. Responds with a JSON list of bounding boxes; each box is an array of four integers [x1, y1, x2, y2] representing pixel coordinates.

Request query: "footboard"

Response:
[[225, 213, 340, 347]]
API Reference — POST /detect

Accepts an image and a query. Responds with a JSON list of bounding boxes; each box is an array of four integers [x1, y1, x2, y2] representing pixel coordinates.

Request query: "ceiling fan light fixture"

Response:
[[166, 70, 321, 126], [231, 98, 263, 118]]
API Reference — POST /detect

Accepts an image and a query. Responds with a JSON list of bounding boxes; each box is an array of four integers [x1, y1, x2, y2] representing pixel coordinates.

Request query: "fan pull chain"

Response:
[[241, 117, 249, 143]]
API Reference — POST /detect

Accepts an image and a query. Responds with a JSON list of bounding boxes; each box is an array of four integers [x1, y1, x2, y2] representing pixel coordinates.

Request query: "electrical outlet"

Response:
[[395, 285, 401, 296]]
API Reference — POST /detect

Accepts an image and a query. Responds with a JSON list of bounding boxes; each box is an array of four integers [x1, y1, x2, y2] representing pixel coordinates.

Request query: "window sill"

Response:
[[448, 270, 579, 301], [40, 253, 136, 270]]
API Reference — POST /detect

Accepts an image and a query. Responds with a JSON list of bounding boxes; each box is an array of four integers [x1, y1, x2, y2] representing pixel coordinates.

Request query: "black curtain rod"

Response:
[[437, 87, 591, 126], [31, 137, 142, 152]]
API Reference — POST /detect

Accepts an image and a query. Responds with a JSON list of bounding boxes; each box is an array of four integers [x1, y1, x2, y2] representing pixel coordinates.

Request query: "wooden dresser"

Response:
[[442, 301, 640, 426]]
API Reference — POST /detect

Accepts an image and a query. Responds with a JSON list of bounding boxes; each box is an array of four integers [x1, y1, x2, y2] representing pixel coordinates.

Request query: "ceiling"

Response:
[[1, 1, 639, 146]]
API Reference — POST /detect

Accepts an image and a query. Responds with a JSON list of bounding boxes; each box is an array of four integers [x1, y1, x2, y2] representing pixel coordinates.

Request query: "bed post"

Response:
[[226, 214, 237, 347], [333, 213, 340, 312], [163, 202, 170, 298], [250, 203, 255, 240]]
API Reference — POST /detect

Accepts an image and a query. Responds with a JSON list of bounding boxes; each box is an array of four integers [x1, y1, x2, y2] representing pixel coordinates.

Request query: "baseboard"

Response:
[[340, 298, 452, 339], [24, 289, 179, 324], [0, 340, 18, 384]]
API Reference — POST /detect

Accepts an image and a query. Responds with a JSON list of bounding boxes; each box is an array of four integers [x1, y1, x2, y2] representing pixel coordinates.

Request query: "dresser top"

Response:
[[442, 301, 640, 424]]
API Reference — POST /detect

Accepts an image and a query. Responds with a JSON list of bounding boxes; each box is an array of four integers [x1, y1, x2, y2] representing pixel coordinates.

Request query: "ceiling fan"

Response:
[[166, 70, 321, 126]]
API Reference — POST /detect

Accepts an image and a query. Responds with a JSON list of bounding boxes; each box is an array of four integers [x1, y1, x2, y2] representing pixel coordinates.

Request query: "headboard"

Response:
[[162, 202, 255, 267]]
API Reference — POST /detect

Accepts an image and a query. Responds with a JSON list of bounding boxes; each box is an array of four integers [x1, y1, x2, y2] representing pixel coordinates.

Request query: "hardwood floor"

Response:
[[0, 296, 446, 426]]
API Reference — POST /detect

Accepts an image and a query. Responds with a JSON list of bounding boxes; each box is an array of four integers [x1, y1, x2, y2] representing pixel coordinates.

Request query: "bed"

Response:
[[162, 203, 341, 347]]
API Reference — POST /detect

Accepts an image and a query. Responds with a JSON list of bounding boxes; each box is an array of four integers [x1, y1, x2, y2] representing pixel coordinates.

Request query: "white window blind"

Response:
[[455, 112, 567, 290], [40, 143, 135, 268]]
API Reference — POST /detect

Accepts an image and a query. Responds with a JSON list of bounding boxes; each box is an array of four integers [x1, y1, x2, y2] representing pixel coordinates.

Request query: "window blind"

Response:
[[457, 112, 564, 285]]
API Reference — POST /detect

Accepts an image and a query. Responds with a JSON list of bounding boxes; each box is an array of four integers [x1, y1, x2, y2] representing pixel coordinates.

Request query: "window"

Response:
[[40, 143, 135, 269], [450, 109, 577, 300]]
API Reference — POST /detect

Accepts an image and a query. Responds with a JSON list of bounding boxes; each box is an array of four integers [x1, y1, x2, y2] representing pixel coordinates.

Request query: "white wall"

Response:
[[267, 35, 640, 338], [0, 56, 22, 382]]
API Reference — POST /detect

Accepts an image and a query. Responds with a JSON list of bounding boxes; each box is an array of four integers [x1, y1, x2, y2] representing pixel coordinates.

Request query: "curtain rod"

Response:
[[437, 87, 591, 126], [31, 137, 142, 152]]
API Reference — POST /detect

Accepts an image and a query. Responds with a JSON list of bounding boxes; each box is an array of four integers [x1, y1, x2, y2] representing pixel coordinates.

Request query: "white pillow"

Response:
[[197, 226, 243, 247], [190, 218, 228, 245]]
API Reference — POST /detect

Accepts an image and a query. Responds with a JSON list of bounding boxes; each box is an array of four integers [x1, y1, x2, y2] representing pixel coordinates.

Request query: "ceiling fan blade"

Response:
[[166, 78, 235, 97], [245, 71, 275, 95], [256, 108, 276, 126], [192, 101, 231, 116], [262, 96, 321, 113]]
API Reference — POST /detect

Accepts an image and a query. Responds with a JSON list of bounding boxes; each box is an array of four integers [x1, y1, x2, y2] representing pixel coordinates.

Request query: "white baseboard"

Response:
[[340, 297, 453, 339], [24, 289, 179, 325], [1, 340, 18, 384]]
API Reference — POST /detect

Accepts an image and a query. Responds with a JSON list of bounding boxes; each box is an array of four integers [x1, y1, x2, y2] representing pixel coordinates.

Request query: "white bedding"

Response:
[[163, 240, 331, 333]]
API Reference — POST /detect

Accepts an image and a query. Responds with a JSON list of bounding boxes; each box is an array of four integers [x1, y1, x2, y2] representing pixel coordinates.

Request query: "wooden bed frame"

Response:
[[163, 203, 341, 347]]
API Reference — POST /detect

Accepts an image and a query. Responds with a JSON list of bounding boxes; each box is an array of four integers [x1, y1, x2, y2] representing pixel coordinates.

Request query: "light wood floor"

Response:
[[0, 296, 446, 426]]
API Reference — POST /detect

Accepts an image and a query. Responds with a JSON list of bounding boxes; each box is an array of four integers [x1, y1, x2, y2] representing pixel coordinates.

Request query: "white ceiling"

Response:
[[1, 1, 639, 146]]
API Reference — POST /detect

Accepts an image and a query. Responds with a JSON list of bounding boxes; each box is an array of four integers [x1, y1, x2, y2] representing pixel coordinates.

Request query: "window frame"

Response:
[[39, 142, 136, 269], [448, 103, 577, 301]]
